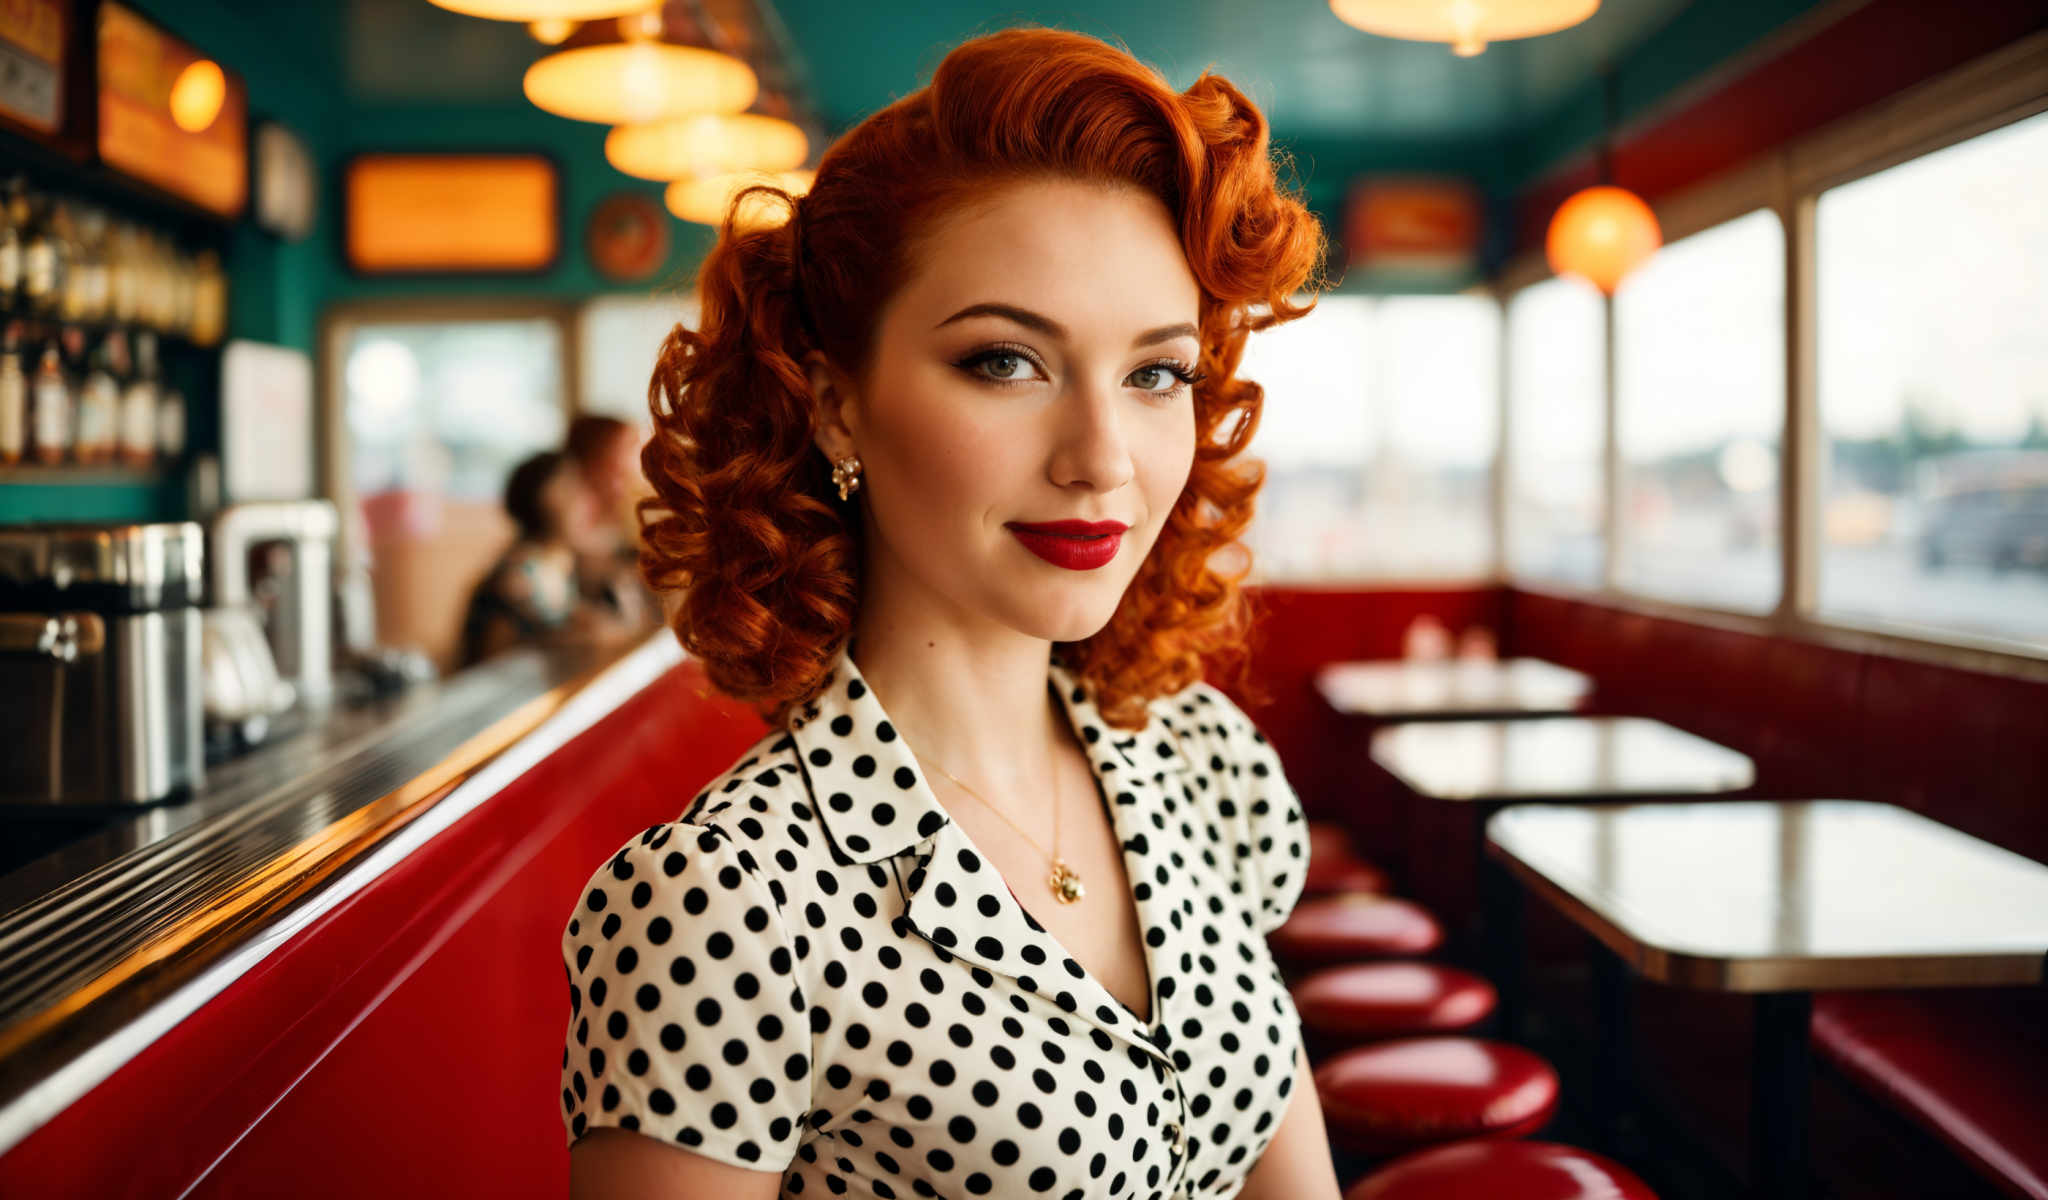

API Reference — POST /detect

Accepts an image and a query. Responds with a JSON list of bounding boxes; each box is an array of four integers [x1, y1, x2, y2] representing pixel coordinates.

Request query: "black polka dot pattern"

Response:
[[560, 642, 1309, 1198]]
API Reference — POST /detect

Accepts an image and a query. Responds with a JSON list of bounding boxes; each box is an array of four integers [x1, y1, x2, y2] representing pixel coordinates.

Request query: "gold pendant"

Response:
[[1049, 859, 1085, 903]]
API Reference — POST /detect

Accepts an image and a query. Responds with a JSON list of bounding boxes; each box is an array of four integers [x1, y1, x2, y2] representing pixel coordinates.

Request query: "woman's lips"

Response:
[[1007, 524, 1125, 570]]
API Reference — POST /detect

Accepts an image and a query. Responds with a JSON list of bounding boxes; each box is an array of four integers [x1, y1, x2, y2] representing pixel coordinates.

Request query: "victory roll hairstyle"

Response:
[[638, 26, 1329, 730]]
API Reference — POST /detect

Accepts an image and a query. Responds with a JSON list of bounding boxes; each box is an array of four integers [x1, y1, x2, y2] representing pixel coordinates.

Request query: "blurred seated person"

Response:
[[458, 449, 640, 668], [564, 413, 660, 632]]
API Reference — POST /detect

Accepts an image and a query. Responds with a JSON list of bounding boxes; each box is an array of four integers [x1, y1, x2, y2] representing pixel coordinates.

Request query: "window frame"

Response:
[[1494, 31, 2048, 685]]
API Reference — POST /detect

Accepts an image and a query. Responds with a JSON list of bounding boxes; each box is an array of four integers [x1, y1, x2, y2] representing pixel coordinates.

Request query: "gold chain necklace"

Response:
[[908, 735, 1086, 904]]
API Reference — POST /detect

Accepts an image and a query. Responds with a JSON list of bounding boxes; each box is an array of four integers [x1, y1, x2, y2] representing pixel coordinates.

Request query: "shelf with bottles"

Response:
[[0, 172, 226, 477]]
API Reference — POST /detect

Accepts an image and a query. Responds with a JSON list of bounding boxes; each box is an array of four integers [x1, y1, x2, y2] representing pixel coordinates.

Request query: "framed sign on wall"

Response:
[[344, 152, 561, 275], [96, 1, 249, 219], [0, 0, 71, 144]]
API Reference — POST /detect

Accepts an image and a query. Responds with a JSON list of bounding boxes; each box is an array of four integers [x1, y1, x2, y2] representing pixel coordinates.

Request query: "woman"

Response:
[[562, 26, 1338, 1199], [458, 450, 636, 668], [564, 414, 659, 633]]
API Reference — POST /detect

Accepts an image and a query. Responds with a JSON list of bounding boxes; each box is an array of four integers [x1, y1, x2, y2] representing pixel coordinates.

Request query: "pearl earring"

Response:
[[831, 455, 864, 501]]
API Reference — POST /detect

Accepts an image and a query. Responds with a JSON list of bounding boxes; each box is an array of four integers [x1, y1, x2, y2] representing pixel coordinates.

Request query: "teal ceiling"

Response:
[[240, 0, 1707, 141], [772, 0, 1700, 141]]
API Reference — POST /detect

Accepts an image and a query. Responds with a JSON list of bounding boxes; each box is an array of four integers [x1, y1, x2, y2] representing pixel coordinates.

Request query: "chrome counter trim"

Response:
[[0, 631, 685, 1156]]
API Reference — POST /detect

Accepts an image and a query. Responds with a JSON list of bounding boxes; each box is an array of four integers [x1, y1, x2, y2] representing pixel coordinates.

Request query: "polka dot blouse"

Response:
[[560, 643, 1309, 1198]]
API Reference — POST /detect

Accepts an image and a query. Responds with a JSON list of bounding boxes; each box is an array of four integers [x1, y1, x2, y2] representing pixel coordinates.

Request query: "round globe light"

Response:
[[1545, 185, 1661, 294]]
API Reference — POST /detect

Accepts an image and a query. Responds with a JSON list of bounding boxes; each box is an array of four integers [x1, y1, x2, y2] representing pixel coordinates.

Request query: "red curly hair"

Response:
[[639, 25, 1329, 732]]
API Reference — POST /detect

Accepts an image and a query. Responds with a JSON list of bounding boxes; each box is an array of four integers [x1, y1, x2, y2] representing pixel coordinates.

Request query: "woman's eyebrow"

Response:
[[935, 301, 1198, 349]]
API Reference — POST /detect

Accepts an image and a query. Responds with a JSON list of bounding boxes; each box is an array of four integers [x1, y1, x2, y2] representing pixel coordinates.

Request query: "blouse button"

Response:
[[1163, 1120, 1183, 1151]]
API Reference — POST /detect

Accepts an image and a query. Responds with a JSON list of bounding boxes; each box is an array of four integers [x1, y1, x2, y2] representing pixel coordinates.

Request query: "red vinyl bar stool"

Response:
[[1268, 893, 1445, 977], [1314, 1036, 1560, 1158], [1293, 961, 1497, 1060], [1307, 820, 1394, 896], [1344, 1140, 1659, 1200]]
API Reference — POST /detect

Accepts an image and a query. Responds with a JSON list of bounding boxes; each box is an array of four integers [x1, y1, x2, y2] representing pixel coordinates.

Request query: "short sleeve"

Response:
[[559, 819, 812, 1171], [1199, 687, 1308, 936]]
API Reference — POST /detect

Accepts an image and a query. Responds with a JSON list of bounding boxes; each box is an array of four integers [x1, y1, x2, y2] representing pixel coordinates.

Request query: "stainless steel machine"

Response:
[[0, 521, 207, 808]]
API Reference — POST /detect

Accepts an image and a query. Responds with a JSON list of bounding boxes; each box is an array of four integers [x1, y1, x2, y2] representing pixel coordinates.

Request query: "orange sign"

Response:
[[0, 0, 67, 136], [345, 154, 560, 274], [96, 2, 248, 218], [1344, 177, 1483, 278]]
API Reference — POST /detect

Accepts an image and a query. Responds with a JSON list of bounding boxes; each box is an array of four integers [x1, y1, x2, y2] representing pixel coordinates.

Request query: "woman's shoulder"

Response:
[[1146, 676, 1307, 934], [676, 726, 819, 834]]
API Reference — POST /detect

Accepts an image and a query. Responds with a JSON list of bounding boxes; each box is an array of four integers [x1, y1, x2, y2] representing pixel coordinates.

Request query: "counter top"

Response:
[[0, 629, 685, 1156]]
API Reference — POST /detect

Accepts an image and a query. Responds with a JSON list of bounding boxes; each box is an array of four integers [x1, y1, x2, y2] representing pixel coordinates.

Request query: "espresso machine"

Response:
[[0, 521, 207, 808]]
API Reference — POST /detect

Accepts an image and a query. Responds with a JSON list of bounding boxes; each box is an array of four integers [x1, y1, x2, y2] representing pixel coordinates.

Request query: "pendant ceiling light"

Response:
[[607, 113, 808, 181], [1546, 186, 1660, 294], [665, 169, 814, 229], [429, 0, 658, 19], [1545, 69, 1659, 293], [1329, 0, 1600, 57], [524, 10, 757, 126]]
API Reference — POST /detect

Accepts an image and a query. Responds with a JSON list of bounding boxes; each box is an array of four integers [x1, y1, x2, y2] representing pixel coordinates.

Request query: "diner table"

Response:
[[1368, 715, 1755, 980], [1484, 799, 2048, 1200], [1315, 656, 1594, 721]]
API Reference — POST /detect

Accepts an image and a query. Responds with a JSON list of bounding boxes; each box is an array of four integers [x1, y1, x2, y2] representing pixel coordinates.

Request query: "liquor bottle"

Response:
[[157, 382, 186, 461], [119, 329, 159, 467], [109, 220, 141, 326], [75, 328, 120, 465], [73, 207, 112, 325], [0, 320, 25, 465], [190, 250, 227, 347], [0, 178, 25, 317], [19, 187, 64, 320], [28, 332, 71, 465], [55, 203, 93, 325]]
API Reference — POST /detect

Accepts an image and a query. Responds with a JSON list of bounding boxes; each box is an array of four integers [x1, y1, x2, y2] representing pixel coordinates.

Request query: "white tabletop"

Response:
[[1485, 799, 2048, 990], [1315, 657, 1593, 718], [1369, 715, 1755, 802]]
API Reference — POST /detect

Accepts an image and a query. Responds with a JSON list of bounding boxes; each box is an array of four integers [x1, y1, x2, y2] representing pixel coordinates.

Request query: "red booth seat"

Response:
[[1811, 987, 2048, 1200], [1269, 894, 1444, 968], [1346, 1140, 1659, 1200], [1313, 1036, 1560, 1157]]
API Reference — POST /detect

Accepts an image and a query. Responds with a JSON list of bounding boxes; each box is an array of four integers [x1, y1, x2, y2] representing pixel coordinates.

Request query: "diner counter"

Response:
[[0, 627, 687, 1160]]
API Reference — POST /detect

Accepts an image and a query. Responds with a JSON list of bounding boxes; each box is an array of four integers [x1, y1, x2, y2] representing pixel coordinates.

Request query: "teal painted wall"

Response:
[[2, 0, 1840, 524]]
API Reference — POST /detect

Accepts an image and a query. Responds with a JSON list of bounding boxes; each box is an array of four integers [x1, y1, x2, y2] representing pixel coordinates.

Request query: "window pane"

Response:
[[1815, 109, 2048, 652], [1506, 275, 1605, 585], [343, 317, 565, 500], [1243, 295, 1499, 580], [1614, 208, 1785, 612], [580, 293, 697, 422]]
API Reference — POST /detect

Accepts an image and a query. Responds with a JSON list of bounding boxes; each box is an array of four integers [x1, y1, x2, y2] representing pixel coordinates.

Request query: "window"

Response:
[[580, 292, 698, 422], [1813, 108, 2048, 653], [1614, 209, 1786, 612], [1505, 275, 1606, 586], [342, 317, 566, 500], [1242, 294, 1499, 580]]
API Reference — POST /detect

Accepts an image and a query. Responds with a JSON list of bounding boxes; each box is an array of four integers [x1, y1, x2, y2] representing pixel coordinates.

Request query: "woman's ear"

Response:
[[806, 350, 859, 460]]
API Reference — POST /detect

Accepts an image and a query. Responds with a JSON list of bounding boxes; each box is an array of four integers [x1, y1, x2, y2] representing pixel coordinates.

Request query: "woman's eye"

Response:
[[1131, 362, 1202, 397], [963, 350, 1043, 384]]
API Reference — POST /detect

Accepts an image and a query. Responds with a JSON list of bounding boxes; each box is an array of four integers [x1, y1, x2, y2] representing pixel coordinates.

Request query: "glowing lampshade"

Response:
[[1545, 185, 1660, 294], [428, 0, 657, 20], [1329, 0, 1600, 56], [665, 169, 814, 230], [169, 60, 226, 133], [607, 113, 808, 181], [527, 18, 578, 44], [525, 42, 756, 125]]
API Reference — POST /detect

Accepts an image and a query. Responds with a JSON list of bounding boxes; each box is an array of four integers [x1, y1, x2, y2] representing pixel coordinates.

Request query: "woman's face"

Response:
[[541, 463, 603, 547], [811, 177, 1201, 646]]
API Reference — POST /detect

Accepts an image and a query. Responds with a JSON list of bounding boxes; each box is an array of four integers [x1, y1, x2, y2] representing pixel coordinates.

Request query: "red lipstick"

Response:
[[1006, 520, 1128, 571]]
